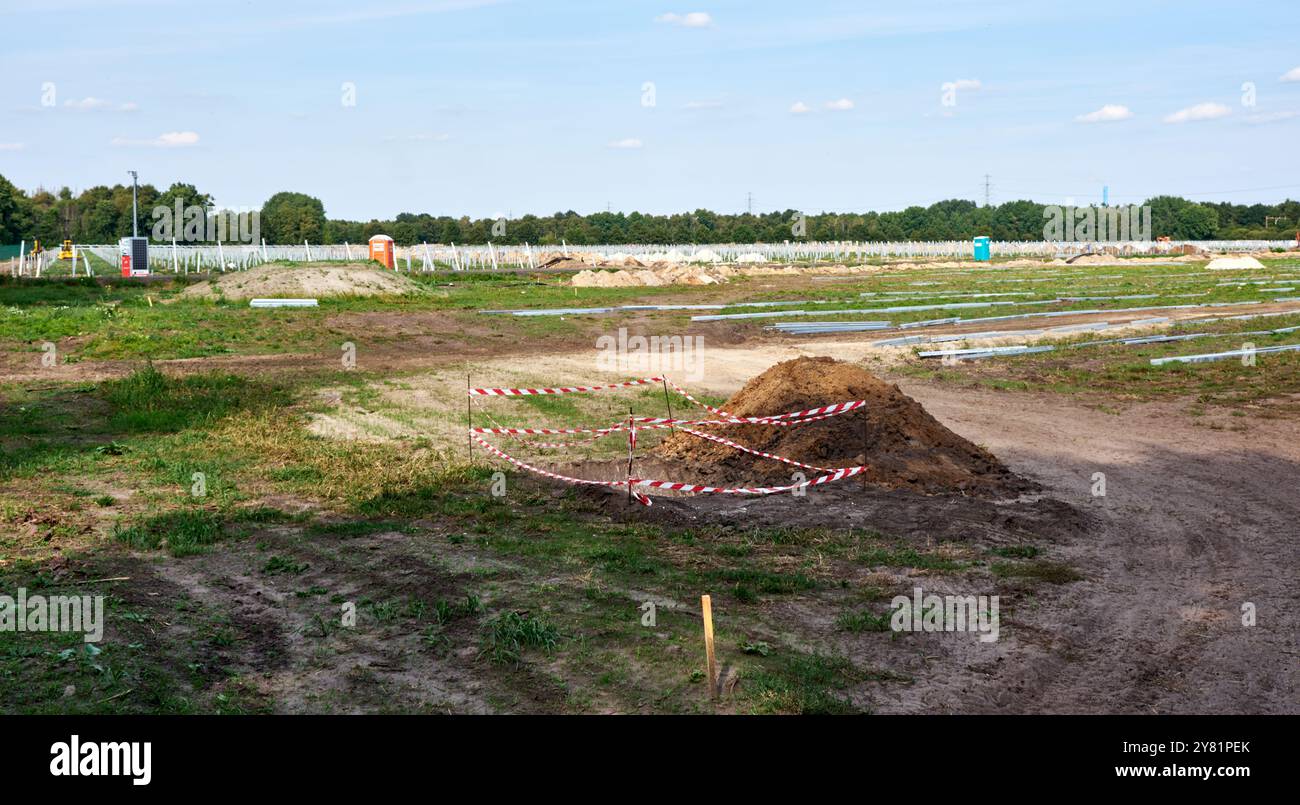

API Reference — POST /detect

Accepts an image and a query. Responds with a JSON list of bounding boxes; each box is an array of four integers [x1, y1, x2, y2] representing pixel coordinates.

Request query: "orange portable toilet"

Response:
[[368, 234, 395, 268]]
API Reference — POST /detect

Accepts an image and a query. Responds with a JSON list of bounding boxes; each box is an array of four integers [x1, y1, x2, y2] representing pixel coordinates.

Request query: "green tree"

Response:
[[1176, 203, 1219, 240], [150, 183, 214, 241], [0, 173, 34, 243], [260, 192, 326, 244]]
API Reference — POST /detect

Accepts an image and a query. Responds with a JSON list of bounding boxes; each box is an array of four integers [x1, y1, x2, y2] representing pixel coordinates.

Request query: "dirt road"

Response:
[[896, 381, 1298, 713]]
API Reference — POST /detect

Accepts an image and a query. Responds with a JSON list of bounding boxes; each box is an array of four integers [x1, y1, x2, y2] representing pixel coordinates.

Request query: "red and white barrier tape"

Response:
[[673, 426, 834, 473], [472, 431, 867, 504], [469, 374, 865, 425], [661, 379, 865, 424], [471, 424, 623, 435], [469, 376, 664, 397], [466, 376, 873, 499], [633, 465, 868, 496], [469, 397, 629, 449], [471, 433, 652, 505], [663, 377, 741, 420], [471, 402, 865, 441]]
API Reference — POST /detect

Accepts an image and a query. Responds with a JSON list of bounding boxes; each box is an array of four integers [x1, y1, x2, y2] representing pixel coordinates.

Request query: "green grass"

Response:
[[101, 364, 290, 432], [707, 567, 816, 594], [113, 509, 227, 556], [836, 608, 893, 632], [262, 555, 309, 575], [990, 559, 1083, 584], [990, 545, 1040, 559], [0, 269, 688, 362], [745, 652, 862, 714], [482, 611, 561, 666]]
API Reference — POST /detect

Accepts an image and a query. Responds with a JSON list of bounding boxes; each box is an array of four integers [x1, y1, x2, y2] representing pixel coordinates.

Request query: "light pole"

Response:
[[127, 170, 139, 237]]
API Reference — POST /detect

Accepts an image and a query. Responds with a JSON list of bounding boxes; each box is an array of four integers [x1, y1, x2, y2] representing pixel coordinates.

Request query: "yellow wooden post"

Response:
[[701, 594, 718, 700]]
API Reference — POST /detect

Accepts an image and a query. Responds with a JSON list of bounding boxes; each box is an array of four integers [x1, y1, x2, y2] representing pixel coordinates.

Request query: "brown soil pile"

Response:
[[571, 265, 729, 287], [178, 262, 425, 301], [654, 357, 1033, 498]]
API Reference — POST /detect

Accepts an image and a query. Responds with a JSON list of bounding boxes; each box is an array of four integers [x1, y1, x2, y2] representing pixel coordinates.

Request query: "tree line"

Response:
[[2, 173, 1297, 247]]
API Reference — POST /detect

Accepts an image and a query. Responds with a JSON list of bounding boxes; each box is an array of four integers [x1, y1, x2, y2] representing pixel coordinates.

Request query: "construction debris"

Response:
[[1151, 342, 1300, 365]]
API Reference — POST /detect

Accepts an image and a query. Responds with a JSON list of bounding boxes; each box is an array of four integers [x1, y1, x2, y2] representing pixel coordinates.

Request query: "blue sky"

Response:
[[2, 0, 1299, 220]]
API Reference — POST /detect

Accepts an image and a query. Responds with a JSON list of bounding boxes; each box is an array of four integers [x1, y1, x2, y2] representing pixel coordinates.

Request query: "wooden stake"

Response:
[[701, 594, 718, 700], [661, 377, 675, 433], [626, 406, 634, 503], [466, 370, 473, 463]]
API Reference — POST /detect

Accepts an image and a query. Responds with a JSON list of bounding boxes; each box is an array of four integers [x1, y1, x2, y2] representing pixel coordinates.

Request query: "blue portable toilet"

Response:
[[973, 236, 991, 261]]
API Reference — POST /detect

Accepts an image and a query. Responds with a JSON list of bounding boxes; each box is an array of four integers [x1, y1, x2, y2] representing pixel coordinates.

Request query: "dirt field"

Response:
[[2, 258, 1297, 714]]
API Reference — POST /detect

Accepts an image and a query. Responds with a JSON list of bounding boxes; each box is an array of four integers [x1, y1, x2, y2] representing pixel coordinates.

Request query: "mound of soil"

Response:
[[571, 265, 728, 287], [1206, 255, 1266, 271], [654, 357, 1033, 498], [179, 262, 425, 301]]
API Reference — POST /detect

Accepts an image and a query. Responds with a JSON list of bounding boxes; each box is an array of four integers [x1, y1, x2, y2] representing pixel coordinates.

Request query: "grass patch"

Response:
[[991, 559, 1082, 584], [990, 545, 1040, 559], [262, 555, 309, 575], [707, 567, 816, 594], [482, 611, 561, 666], [745, 652, 861, 715], [836, 608, 893, 632], [101, 364, 289, 433], [114, 509, 226, 556]]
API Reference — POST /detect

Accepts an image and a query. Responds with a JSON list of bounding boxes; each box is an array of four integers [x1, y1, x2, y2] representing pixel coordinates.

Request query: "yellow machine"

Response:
[[58, 239, 74, 260]]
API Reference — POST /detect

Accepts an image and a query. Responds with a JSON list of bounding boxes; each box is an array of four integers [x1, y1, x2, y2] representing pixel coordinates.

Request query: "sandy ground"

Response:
[[884, 382, 1299, 713], [178, 262, 425, 301]]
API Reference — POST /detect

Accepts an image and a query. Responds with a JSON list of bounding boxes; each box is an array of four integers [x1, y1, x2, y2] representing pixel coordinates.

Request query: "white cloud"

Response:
[[1075, 104, 1133, 123], [1163, 102, 1230, 124], [683, 100, 723, 110], [608, 137, 643, 149], [64, 97, 137, 111], [656, 11, 712, 28], [1244, 110, 1299, 124], [0, 142, 25, 151], [64, 97, 111, 110], [111, 131, 200, 147], [1280, 66, 1300, 82], [824, 98, 854, 111], [945, 79, 982, 92], [789, 101, 811, 114]]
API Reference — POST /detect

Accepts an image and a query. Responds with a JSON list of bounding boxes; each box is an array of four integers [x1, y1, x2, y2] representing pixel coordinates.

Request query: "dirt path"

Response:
[[895, 381, 1298, 713]]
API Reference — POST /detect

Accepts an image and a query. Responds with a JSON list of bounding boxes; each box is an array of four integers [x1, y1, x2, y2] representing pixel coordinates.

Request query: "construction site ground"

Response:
[[2, 256, 1296, 714]]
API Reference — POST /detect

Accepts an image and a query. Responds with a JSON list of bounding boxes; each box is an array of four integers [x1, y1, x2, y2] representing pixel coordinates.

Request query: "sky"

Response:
[[2, 0, 1299, 221]]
